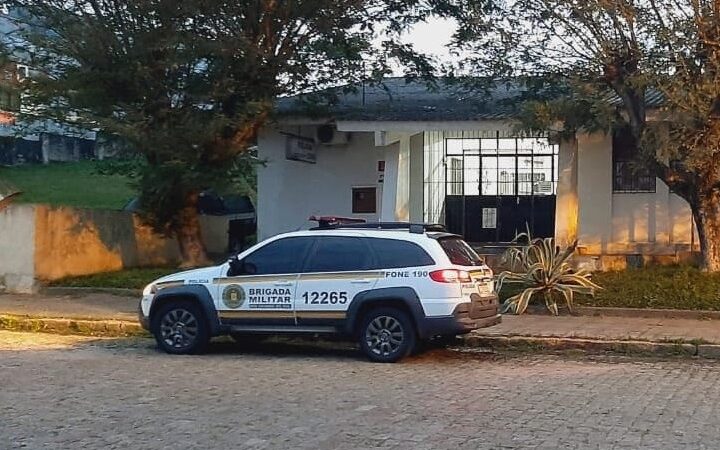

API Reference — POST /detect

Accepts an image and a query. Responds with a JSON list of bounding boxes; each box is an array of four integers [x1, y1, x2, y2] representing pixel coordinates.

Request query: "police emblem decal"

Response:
[[222, 285, 245, 309]]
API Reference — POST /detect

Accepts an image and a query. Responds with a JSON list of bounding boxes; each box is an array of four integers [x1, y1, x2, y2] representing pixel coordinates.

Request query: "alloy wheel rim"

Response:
[[365, 315, 404, 356], [160, 308, 199, 349]]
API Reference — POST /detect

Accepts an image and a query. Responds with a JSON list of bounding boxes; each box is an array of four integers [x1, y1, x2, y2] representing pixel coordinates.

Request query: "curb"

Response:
[[463, 334, 716, 358], [0, 314, 148, 337], [572, 306, 720, 320], [40, 286, 141, 297]]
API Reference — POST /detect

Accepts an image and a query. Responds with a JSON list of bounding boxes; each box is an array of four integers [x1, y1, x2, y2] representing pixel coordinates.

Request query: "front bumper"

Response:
[[138, 301, 150, 331], [419, 294, 501, 339]]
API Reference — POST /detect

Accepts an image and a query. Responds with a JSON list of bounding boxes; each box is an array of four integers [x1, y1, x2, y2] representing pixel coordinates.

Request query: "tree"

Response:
[[8, 0, 433, 266], [444, 0, 720, 272], [442, 0, 720, 271]]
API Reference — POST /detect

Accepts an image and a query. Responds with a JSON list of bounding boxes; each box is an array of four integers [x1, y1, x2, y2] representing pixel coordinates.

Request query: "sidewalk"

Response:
[[0, 292, 142, 336], [1, 292, 720, 357], [477, 314, 720, 344], [0, 292, 137, 321]]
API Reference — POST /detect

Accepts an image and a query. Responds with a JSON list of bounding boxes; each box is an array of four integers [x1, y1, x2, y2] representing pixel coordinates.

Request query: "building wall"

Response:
[[256, 122, 697, 260], [257, 126, 382, 240], [576, 131, 696, 257]]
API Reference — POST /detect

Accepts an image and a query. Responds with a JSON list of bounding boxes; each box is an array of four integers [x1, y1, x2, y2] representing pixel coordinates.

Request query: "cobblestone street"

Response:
[[2, 331, 720, 449]]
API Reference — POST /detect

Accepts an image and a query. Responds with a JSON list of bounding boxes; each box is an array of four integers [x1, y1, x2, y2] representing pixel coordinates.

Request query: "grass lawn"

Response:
[[499, 265, 720, 311], [47, 267, 177, 290], [0, 161, 135, 209]]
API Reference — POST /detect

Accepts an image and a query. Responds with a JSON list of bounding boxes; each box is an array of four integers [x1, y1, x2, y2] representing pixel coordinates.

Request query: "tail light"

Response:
[[430, 269, 472, 283]]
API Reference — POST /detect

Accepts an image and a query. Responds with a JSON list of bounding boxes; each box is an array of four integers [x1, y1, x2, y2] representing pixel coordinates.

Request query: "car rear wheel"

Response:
[[151, 301, 209, 355], [358, 307, 416, 363]]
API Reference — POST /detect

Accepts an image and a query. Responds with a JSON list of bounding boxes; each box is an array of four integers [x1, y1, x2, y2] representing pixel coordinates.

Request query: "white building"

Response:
[[257, 79, 698, 269]]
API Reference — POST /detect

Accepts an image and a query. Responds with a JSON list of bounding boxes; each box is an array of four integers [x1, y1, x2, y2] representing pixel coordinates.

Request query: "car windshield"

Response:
[[438, 237, 484, 266]]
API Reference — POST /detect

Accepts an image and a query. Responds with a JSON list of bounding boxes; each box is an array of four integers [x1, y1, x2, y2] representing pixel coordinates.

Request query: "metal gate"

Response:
[[443, 135, 558, 243]]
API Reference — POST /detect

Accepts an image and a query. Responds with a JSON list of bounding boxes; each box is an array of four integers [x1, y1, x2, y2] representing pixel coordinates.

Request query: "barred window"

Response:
[[612, 127, 655, 193]]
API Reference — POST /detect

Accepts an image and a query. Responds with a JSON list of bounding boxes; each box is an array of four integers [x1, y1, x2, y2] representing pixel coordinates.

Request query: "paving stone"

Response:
[[2, 331, 720, 449]]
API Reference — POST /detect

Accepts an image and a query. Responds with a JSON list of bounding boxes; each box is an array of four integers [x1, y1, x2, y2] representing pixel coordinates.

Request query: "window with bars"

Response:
[[612, 127, 655, 193]]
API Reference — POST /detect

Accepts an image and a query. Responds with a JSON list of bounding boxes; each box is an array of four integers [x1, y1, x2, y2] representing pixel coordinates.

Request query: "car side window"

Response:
[[367, 238, 435, 269], [233, 237, 314, 276], [303, 237, 372, 273]]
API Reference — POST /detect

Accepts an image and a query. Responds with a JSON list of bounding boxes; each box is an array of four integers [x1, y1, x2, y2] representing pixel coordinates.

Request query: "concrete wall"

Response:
[[576, 131, 697, 257], [33, 205, 181, 281], [257, 126, 382, 240], [0, 204, 35, 293], [0, 204, 233, 292], [554, 137, 579, 246]]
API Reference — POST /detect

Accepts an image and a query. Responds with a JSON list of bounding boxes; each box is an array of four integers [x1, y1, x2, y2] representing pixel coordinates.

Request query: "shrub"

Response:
[[496, 234, 600, 315]]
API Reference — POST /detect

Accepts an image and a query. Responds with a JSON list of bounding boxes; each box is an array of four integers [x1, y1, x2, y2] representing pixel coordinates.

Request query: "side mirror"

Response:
[[228, 256, 243, 277], [227, 256, 258, 276]]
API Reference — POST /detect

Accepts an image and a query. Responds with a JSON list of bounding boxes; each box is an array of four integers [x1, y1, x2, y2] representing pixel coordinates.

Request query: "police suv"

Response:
[[139, 221, 500, 362]]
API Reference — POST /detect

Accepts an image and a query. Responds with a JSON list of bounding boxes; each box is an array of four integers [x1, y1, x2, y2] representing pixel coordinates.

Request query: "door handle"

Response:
[[274, 281, 293, 287], [351, 279, 372, 284]]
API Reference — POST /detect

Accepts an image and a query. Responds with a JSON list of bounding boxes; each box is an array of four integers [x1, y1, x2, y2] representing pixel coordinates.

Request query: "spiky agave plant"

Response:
[[496, 232, 600, 315]]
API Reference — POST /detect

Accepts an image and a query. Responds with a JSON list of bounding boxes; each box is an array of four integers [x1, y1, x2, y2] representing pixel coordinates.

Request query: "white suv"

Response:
[[138, 223, 500, 362]]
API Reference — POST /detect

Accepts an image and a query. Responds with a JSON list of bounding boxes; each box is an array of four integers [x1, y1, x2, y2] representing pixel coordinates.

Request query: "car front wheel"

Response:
[[358, 307, 416, 363], [151, 301, 209, 355]]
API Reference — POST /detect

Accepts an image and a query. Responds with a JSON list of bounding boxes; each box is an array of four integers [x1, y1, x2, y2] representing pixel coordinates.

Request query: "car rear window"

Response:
[[437, 237, 484, 266], [367, 238, 435, 269]]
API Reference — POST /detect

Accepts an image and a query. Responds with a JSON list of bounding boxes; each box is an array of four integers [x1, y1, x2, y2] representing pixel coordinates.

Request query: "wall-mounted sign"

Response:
[[377, 160, 385, 183], [285, 134, 316, 164]]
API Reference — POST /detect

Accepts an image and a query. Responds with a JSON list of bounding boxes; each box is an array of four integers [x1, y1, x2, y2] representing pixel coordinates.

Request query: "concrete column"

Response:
[[409, 133, 424, 222], [395, 134, 411, 221], [555, 136, 579, 246], [378, 133, 418, 222], [576, 132, 613, 254], [380, 143, 399, 221]]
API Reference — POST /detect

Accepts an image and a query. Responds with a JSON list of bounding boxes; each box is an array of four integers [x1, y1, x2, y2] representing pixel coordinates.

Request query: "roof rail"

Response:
[[311, 221, 447, 234], [308, 215, 367, 228]]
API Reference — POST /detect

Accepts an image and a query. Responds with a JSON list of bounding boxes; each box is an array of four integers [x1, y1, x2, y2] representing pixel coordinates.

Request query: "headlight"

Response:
[[142, 283, 157, 296]]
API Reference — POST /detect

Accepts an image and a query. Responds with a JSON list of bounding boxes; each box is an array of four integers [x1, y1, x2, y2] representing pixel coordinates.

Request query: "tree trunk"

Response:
[[691, 190, 720, 272], [176, 192, 211, 268]]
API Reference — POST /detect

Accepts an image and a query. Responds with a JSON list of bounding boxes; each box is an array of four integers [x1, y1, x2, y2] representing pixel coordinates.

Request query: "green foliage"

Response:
[[496, 233, 600, 315], [497, 265, 720, 311], [9, 0, 434, 262], [580, 266, 720, 311], [0, 161, 134, 209], [47, 267, 176, 290]]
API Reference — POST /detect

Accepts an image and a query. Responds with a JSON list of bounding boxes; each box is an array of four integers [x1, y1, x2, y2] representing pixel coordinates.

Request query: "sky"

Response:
[[401, 16, 457, 66]]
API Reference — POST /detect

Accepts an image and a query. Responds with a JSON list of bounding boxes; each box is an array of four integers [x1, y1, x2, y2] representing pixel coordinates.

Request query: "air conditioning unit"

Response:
[[315, 124, 350, 146]]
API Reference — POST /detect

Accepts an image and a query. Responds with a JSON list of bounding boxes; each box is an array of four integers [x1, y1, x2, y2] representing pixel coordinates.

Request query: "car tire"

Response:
[[358, 307, 416, 363], [151, 300, 209, 355]]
